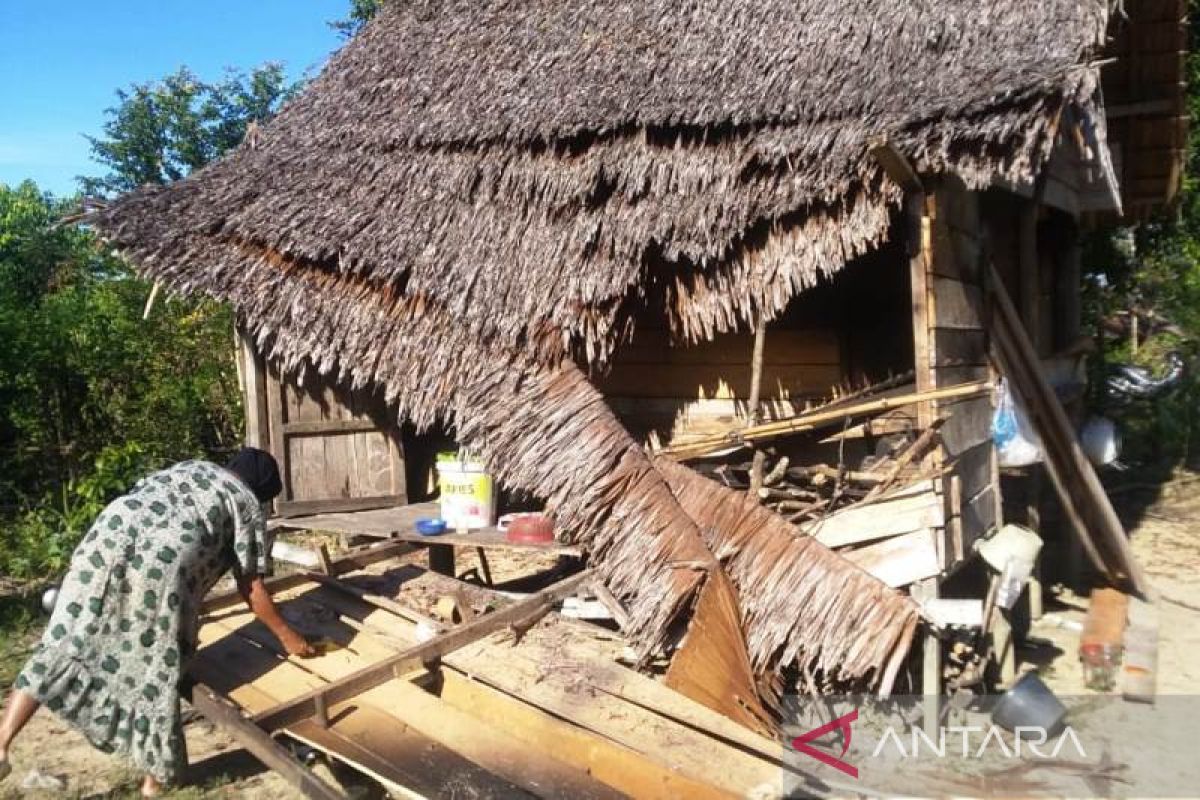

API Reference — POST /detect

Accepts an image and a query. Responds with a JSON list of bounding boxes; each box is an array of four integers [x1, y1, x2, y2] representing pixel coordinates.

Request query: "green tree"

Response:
[[1083, 4, 1200, 466], [330, 0, 384, 39], [0, 60, 305, 578], [80, 64, 297, 196], [0, 181, 243, 575]]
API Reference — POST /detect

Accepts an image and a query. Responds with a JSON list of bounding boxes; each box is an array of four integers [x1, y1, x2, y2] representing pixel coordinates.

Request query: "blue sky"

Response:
[[1, 1, 347, 196]]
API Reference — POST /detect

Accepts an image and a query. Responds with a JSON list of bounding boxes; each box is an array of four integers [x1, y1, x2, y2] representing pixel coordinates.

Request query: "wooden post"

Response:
[[1018, 199, 1044, 621], [909, 194, 935, 430], [428, 544, 456, 577], [912, 578, 940, 737], [905, 182, 942, 727], [1058, 226, 1086, 592], [747, 318, 768, 495], [238, 328, 271, 451]]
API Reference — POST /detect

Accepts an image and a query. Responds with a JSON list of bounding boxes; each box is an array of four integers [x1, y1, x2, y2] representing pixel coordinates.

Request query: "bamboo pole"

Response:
[[660, 381, 990, 460], [747, 319, 768, 496]]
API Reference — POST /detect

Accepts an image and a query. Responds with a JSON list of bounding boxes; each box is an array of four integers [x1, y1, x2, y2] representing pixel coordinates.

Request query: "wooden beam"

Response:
[[1106, 98, 1177, 119], [843, 529, 940, 588], [869, 136, 925, 194], [988, 263, 1148, 594], [282, 418, 379, 436], [276, 495, 406, 518], [253, 570, 593, 732], [304, 570, 444, 631], [189, 684, 346, 800], [660, 381, 990, 459], [201, 539, 416, 614]]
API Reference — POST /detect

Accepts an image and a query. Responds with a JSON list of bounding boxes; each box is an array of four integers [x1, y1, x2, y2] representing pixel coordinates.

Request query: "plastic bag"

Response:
[[993, 378, 1042, 467]]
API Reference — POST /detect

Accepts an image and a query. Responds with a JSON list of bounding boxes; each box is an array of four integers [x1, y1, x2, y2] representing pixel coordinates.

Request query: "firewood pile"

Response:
[[682, 393, 952, 591]]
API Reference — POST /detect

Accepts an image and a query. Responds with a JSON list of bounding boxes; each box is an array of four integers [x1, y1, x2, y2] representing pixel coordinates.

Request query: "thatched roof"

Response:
[[98, 0, 1113, 362], [93, 1, 1117, 709]]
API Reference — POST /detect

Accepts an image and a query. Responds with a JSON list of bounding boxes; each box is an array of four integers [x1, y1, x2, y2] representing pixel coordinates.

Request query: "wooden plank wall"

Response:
[[926, 178, 1002, 563], [237, 331, 406, 516], [600, 327, 843, 447]]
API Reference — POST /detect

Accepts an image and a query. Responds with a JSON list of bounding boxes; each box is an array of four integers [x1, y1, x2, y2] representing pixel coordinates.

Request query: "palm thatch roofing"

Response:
[[93, 0, 1119, 710]]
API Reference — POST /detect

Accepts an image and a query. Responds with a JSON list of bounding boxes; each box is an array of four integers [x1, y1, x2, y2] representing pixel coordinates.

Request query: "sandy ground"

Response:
[[1, 479, 1196, 798], [1026, 474, 1200, 697], [0, 537, 560, 799]]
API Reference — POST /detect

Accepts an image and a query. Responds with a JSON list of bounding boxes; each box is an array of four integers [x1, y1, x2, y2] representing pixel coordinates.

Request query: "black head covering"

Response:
[[225, 447, 283, 502]]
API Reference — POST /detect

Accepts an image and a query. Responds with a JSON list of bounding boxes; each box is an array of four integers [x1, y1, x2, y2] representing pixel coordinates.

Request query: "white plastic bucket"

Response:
[[437, 454, 496, 530]]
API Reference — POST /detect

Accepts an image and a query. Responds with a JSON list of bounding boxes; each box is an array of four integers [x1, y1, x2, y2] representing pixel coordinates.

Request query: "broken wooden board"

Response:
[[253, 571, 593, 732], [841, 529, 940, 588], [190, 565, 820, 799], [806, 479, 943, 548], [665, 568, 774, 736]]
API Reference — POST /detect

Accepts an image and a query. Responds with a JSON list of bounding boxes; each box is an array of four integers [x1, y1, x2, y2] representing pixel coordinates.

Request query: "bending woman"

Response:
[[0, 447, 314, 796]]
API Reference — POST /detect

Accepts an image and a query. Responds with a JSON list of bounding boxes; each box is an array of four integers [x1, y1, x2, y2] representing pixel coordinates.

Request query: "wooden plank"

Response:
[[277, 494, 406, 518], [947, 473, 964, 565], [870, 138, 925, 193], [932, 276, 986, 330], [935, 365, 990, 390], [287, 712, 541, 800], [1120, 597, 1159, 703], [276, 503, 584, 556], [189, 684, 346, 800], [393, 677, 700, 800], [444, 636, 808, 799], [952, 440, 995, 500], [195, 610, 577, 800], [931, 219, 981, 282], [808, 485, 943, 548], [239, 330, 270, 450], [939, 396, 994, 456], [961, 485, 999, 552], [253, 571, 593, 732], [910, 193, 935, 430], [283, 419, 379, 436], [932, 329, 989, 368], [911, 578, 941, 737], [305, 571, 444, 630], [202, 568, 816, 799], [201, 539, 416, 613], [266, 363, 289, 508], [988, 263, 1148, 594], [842, 529, 940, 588]]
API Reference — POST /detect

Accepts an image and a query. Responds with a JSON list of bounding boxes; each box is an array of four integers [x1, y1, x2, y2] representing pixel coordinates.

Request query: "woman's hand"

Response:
[[279, 628, 316, 658], [237, 574, 317, 658]]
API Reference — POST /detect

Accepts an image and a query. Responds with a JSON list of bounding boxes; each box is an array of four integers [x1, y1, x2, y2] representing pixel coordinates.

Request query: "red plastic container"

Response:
[[505, 514, 554, 544]]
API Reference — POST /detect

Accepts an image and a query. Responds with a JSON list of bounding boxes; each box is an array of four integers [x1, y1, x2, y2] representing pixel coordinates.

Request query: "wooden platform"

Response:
[[189, 558, 825, 799], [272, 502, 584, 558]]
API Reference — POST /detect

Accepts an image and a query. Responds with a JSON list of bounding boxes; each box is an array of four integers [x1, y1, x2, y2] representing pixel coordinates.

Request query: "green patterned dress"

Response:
[[14, 460, 273, 783]]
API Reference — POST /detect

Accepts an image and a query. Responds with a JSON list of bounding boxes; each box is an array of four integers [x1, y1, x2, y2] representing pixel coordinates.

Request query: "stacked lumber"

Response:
[[189, 562, 846, 799]]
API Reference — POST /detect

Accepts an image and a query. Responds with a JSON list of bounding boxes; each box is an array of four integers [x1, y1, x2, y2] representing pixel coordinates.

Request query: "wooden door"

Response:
[[238, 333, 407, 517]]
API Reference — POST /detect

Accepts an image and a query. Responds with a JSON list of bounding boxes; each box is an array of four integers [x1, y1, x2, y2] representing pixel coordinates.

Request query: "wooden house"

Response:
[[95, 0, 1185, 723]]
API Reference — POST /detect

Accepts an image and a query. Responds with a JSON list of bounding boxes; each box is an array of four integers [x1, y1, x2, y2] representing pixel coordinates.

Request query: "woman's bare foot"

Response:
[[0, 753, 10, 783], [140, 774, 162, 797]]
